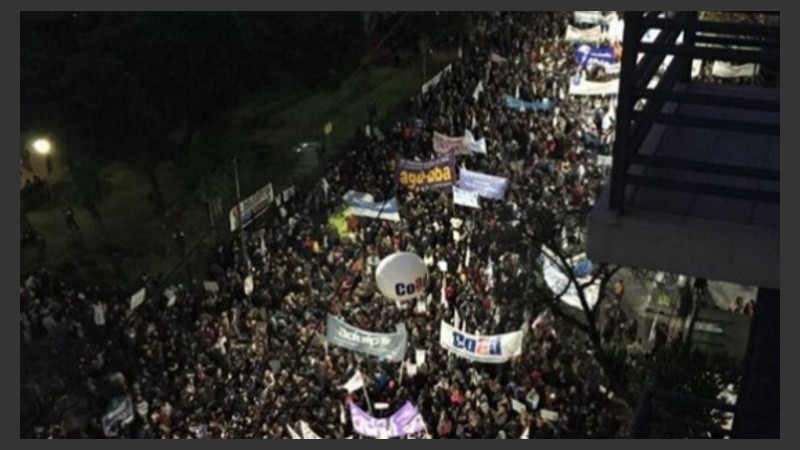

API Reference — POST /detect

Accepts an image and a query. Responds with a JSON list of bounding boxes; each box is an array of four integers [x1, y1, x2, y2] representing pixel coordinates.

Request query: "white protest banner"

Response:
[[244, 275, 254, 296], [453, 186, 481, 209], [299, 421, 322, 439], [439, 321, 524, 364], [464, 130, 487, 154], [129, 288, 146, 311], [342, 370, 365, 393], [573, 11, 606, 25], [540, 409, 560, 423], [712, 61, 759, 78], [229, 182, 274, 232], [596, 155, 613, 168], [569, 75, 619, 96], [565, 25, 606, 44], [433, 132, 470, 156]]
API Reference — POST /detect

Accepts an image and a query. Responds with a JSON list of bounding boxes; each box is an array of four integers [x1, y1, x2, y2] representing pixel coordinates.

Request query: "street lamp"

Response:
[[32, 138, 52, 156]]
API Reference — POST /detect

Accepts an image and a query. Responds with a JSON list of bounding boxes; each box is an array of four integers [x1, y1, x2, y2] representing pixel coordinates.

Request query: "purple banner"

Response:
[[348, 401, 426, 439]]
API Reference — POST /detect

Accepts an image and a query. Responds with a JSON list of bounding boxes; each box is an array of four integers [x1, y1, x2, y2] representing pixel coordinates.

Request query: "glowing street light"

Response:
[[32, 138, 52, 155]]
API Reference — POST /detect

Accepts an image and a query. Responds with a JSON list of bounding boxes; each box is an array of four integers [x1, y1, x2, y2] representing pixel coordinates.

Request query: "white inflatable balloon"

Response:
[[375, 252, 428, 301]]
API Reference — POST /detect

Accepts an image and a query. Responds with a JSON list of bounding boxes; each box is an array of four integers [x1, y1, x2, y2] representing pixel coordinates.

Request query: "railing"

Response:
[[608, 11, 780, 212]]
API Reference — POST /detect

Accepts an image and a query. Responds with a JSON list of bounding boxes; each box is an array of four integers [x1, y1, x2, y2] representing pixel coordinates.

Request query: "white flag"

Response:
[[649, 311, 660, 343], [321, 177, 330, 197], [244, 275, 254, 296], [415, 348, 426, 366], [130, 288, 146, 311], [286, 425, 302, 439], [299, 421, 322, 439], [515, 84, 520, 99], [342, 370, 365, 393], [465, 246, 471, 268], [511, 398, 527, 414], [472, 81, 484, 102], [454, 309, 462, 330], [520, 426, 530, 439], [440, 280, 448, 307], [485, 256, 495, 289], [340, 403, 347, 425], [164, 287, 177, 308]]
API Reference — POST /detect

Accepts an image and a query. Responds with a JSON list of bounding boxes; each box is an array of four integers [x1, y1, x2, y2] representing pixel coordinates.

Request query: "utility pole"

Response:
[[420, 34, 429, 81], [233, 157, 251, 272]]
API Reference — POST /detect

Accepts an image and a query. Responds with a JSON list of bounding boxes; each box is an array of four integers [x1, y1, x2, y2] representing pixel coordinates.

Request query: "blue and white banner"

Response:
[[439, 321, 524, 364], [343, 190, 401, 222], [569, 74, 619, 97], [502, 95, 555, 112], [459, 169, 508, 201], [326, 314, 408, 362], [575, 45, 616, 69], [102, 396, 134, 437], [452, 186, 480, 209], [540, 246, 601, 311]]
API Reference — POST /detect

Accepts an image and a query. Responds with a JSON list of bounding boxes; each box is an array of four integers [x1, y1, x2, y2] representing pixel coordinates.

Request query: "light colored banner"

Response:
[[433, 131, 488, 156], [348, 401, 427, 439], [569, 75, 619, 97], [464, 130, 487, 154], [502, 95, 555, 112], [452, 186, 480, 209], [102, 396, 134, 437], [229, 182, 274, 231], [565, 25, 606, 44], [712, 61, 759, 78], [326, 314, 407, 362], [573, 11, 616, 25], [439, 320, 524, 363], [458, 168, 508, 200], [433, 131, 470, 156], [342, 190, 401, 222], [540, 246, 601, 311]]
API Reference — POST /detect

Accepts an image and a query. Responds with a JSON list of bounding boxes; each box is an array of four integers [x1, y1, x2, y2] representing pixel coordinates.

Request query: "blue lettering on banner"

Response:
[[452, 331, 502, 355]]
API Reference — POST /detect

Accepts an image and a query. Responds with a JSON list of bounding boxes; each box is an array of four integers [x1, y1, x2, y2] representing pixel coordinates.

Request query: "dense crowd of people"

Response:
[[22, 12, 745, 439]]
